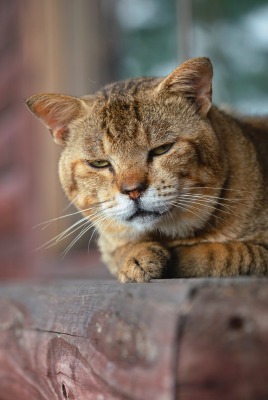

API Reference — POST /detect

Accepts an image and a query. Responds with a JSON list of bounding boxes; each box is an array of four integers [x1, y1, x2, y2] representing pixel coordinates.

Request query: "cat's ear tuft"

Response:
[[26, 93, 86, 145], [157, 57, 213, 116]]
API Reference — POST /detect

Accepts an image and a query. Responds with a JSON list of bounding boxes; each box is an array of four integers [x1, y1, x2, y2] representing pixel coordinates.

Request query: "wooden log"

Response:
[[0, 278, 268, 400]]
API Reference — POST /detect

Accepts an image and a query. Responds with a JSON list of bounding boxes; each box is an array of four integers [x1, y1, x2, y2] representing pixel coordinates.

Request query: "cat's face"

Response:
[[27, 57, 227, 238]]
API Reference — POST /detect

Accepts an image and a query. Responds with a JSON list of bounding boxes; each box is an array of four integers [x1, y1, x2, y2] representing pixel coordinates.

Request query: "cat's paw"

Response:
[[118, 243, 170, 283]]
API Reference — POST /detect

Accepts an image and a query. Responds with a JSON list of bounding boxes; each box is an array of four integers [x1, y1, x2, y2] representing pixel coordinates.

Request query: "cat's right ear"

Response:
[[26, 93, 86, 145]]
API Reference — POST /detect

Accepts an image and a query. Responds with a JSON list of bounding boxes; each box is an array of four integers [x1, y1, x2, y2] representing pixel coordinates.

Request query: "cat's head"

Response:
[[26, 57, 225, 238]]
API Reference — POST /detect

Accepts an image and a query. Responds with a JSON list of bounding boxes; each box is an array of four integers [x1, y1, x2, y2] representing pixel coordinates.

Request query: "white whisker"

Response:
[[177, 198, 227, 224], [87, 214, 114, 250], [35, 206, 109, 252], [62, 211, 111, 257], [33, 199, 112, 229], [35, 217, 89, 251], [180, 192, 243, 204], [170, 200, 215, 230], [178, 194, 235, 215], [61, 222, 93, 257], [186, 186, 247, 193], [62, 194, 79, 212]]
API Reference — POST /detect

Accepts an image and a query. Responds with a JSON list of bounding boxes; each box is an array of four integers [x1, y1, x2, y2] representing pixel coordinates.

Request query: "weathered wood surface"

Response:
[[0, 278, 268, 400]]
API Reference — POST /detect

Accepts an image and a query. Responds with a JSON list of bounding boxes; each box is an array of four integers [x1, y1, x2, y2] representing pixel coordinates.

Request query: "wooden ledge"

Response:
[[0, 278, 268, 399]]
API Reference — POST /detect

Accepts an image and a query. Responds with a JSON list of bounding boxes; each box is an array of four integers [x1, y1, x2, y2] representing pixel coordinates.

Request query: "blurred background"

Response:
[[0, 0, 268, 280]]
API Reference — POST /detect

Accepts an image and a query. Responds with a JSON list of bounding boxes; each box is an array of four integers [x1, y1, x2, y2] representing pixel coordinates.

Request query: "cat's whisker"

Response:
[[61, 212, 109, 255], [62, 211, 111, 257], [170, 200, 215, 230], [180, 192, 245, 205], [87, 215, 114, 250], [178, 194, 236, 215], [89, 212, 110, 229], [35, 217, 89, 251], [180, 196, 232, 217], [33, 199, 113, 229], [177, 198, 228, 224], [143, 193, 235, 222], [186, 193, 250, 214], [61, 222, 93, 257], [36, 207, 108, 251], [141, 193, 234, 219], [62, 194, 79, 212], [162, 190, 240, 206], [178, 192, 251, 214], [88, 226, 99, 251], [45, 221, 90, 251], [55, 218, 90, 243], [55, 207, 108, 241], [47, 217, 88, 244], [186, 186, 248, 193], [38, 196, 80, 232], [33, 208, 92, 229], [162, 204, 176, 227]]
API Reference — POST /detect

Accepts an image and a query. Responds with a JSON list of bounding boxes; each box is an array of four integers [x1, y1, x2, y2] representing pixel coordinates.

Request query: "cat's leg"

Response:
[[112, 242, 170, 283], [170, 241, 268, 277]]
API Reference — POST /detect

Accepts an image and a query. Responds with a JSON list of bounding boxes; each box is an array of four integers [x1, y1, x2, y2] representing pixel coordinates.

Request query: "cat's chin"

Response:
[[124, 210, 164, 231], [127, 210, 161, 222]]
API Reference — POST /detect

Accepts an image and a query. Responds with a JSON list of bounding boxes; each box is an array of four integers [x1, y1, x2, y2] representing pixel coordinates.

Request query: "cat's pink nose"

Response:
[[127, 189, 141, 200], [120, 182, 147, 200]]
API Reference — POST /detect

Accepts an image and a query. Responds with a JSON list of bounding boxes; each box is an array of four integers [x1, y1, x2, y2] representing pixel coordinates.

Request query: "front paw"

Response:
[[118, 243, 170, 283]]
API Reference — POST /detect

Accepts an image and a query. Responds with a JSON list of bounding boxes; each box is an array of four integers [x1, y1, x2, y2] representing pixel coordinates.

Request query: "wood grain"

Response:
[[0, 279, 268, 399]]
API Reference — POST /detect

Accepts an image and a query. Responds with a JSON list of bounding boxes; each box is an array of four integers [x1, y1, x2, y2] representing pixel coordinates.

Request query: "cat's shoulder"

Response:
[[209, 105, 268, 137]]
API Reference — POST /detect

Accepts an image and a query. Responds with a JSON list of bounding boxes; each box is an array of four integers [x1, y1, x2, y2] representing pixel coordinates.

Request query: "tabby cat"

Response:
[[26, 57, 268, 282]]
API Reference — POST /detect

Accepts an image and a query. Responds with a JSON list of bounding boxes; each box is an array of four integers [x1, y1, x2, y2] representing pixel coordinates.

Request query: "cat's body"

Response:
[[27, 58, 268, 282]]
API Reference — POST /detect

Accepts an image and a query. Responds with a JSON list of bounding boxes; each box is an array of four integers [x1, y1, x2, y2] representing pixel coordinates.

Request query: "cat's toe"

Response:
[[118, 244, 170, 283], [118, 258, 152, 283]]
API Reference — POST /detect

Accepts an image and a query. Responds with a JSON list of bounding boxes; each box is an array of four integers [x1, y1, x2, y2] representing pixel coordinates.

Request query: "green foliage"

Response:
[[117, 0, 177, 78], [117, 0, 268, 113]]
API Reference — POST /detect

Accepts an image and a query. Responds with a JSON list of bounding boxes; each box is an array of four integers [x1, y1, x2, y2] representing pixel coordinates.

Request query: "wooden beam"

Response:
[[0, 278, 268, 399]]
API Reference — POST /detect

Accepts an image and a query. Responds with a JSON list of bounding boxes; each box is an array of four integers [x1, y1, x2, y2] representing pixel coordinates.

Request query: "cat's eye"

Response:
[[88, 160, 111, 168], [149, 143, 174, 157]]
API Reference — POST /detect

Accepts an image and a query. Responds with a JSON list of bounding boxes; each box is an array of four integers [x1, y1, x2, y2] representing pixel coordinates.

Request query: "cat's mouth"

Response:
[[127, 209, 162, 222]]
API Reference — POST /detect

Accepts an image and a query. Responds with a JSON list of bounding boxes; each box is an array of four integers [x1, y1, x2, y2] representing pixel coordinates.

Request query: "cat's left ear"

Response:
[[26, 93, 87, 145], [157, 57, 213, 116]]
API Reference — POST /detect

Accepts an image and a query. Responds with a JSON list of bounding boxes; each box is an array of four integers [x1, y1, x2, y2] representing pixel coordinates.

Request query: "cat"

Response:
[[26, 57, 268, 282]]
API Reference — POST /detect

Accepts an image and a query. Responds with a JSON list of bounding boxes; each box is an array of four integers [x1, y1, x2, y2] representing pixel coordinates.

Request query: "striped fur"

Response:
[[26, 57, 268, 282]]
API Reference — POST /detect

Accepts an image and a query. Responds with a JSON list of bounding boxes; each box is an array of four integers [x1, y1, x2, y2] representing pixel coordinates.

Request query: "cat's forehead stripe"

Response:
[[95, 77, 163, 142], [133, 99, 141, 122], [99, 93, 138, 140]]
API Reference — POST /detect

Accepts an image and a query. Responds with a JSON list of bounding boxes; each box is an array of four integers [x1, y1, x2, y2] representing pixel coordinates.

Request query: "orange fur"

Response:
[[26, 57, 268, 282]]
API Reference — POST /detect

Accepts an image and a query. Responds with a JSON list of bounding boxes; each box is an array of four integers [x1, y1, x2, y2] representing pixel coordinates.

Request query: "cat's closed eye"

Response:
[[86, 160, 111, 169], [86, 143, 174, 170], [149, 142, 174, 158]]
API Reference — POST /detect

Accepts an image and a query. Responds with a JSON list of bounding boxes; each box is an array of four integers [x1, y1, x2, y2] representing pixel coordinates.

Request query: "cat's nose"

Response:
[[120, 182, 147, 200]]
